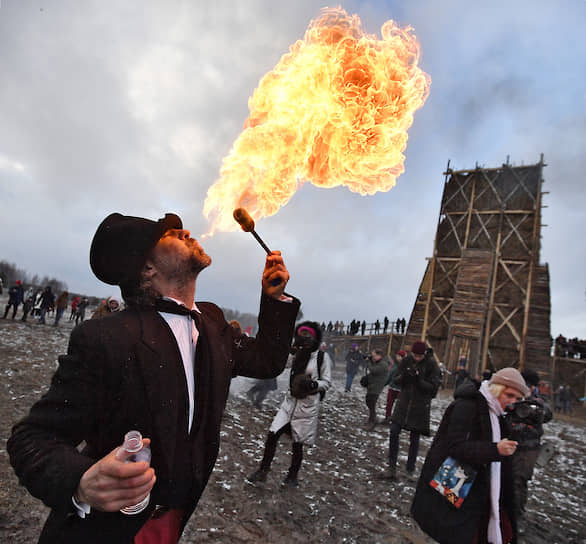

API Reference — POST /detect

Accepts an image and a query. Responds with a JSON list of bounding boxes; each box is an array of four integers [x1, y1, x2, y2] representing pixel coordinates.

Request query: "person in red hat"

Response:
[[8, 212, 300, 544], [3, 279, 24, 319], [383, 340, 441, 480]]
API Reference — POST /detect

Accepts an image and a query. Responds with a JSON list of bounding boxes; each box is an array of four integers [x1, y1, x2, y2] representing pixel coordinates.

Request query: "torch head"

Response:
[[233, 208, 255, 232]]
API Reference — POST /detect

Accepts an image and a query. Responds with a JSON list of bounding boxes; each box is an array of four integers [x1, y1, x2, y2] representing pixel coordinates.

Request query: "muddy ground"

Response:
[[1, 309, 585, 543]]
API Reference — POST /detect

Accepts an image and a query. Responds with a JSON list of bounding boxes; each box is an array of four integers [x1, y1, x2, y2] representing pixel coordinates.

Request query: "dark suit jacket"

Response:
[[8, 293, 300, 544]]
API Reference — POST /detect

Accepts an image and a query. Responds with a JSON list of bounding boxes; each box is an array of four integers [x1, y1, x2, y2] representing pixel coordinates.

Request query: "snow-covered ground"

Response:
[[1, 315, 584, 543]]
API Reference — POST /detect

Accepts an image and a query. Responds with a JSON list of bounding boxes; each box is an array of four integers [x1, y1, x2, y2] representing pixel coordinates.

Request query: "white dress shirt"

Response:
[[73, 299, 200, 518], [158, 297, 200, 433]]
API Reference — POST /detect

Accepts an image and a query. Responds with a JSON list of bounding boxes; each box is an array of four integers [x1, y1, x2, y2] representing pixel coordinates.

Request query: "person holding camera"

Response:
[[247, 321, 332, 488], [363, 349, 390, 430], [384, 340, 441, 480], [506, 368, 552, 532]]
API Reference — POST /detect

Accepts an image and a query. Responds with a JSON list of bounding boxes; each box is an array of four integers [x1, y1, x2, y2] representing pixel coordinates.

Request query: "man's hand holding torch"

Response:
[[262, 251, 289, 299], [233, 208, 290, 300]]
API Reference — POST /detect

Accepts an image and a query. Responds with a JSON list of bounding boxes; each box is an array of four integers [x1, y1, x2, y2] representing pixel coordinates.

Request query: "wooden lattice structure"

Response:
[[404, 156, 552, 380]]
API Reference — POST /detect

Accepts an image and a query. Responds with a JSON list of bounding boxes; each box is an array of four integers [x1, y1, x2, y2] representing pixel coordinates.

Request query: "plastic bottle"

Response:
[[116, 430, 151, 515]]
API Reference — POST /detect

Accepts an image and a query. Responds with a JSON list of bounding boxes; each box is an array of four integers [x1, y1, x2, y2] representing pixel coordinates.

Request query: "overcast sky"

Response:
[[1, 0, 585, 339]]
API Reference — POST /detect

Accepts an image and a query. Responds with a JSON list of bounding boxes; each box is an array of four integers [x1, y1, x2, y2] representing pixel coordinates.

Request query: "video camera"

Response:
[[504, 399, 544, 426]]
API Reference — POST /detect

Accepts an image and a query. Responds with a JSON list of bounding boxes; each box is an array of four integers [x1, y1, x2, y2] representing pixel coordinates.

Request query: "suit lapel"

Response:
[[135, 310, 189, 478]]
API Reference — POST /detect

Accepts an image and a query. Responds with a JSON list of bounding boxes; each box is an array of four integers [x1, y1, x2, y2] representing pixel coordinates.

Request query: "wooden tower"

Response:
[[403, 156, 551, 380]]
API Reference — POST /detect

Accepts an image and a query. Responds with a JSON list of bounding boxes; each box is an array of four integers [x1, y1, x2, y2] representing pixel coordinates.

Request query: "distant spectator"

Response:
[[361, 320, 366, 336], [345, 343, 363, 392], [437, 361, 449, 390], [69, 296, 80, 321], [20, 289, 35, 322], [53, 291, 69, 326], [384, 341, 441, 480], [3, 280, 24, 319], [246, 377, 278, 409], [454, 357, 470, 392], [37, 286, 54, 324], [383, 316, 389, 334], [383, 350, 405, 424], [91, 295, 121, 319], [75, 296, 89, 325], [364, 349, 390, 430], [559, 384, 572, 414], [326, 343, 336, 369]]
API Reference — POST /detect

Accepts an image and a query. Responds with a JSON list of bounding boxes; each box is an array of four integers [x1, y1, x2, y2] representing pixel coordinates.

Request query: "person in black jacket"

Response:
[[411, 368, 529, 544], [8, 212, 299, 544], [384, 340, 441, 479], [3, 279, 24, 319], [345, 343, 363, 391], [506, 369, 552, 531]]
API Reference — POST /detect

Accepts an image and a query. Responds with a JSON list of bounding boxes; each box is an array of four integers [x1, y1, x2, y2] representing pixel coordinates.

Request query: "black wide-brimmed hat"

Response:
[[90, 212, 182, 286]]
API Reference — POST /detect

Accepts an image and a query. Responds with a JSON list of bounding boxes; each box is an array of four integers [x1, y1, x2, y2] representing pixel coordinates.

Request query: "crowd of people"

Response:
[[0, 279, 126, 328], [319, 316, 407, 337], [3, 210, 561, 544], [338, 339, 555, 542], [554, 334, 586, 359], [1, 280, 95, 326]]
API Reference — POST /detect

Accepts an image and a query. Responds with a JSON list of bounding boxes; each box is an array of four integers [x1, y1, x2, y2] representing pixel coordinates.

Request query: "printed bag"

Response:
[[429, 456, 477, 508]]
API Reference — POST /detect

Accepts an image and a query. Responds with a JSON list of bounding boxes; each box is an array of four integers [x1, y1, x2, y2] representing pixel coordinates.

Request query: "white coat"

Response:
[[269, 350, 332, 445]]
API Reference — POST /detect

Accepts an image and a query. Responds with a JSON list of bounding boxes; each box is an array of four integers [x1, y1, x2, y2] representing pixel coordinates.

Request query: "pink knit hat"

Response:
[[489, 368, 529, 397]]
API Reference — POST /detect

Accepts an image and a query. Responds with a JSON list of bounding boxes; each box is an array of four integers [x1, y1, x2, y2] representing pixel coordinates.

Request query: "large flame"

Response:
[[203, 7, 430, 235]]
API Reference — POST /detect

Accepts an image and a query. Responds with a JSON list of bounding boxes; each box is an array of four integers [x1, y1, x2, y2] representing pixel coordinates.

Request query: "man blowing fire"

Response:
[[8, 212, 300, 544]]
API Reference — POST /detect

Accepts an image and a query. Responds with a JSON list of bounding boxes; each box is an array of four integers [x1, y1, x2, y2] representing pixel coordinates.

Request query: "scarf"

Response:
[[290, 349, 312, 388], [479, 380, 505, 544]]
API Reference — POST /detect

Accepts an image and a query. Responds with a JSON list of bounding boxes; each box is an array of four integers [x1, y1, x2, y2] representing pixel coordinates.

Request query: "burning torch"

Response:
[[233, 208, 281, 286]]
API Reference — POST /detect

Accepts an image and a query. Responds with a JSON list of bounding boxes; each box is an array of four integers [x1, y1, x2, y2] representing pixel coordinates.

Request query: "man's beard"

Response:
[[189, 249, 212, 275], [186, 239, 212, 275]]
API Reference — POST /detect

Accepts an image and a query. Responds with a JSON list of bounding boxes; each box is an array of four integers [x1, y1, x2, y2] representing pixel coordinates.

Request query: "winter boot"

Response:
[[247, 467, 269, 483], [379, 466, 397, 480], [282, 471, 299, 487]]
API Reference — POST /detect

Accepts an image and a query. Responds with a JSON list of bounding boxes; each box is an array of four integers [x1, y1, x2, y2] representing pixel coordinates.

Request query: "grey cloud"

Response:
[[0, 0, 584, 339]]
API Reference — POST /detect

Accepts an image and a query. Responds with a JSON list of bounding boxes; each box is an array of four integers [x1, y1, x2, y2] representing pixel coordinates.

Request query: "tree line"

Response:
[[0, 260, 68, 295]]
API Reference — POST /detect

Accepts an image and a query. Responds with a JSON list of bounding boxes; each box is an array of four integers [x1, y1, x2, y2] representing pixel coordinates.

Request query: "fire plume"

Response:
[[203, 7, 430, 235]]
